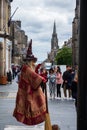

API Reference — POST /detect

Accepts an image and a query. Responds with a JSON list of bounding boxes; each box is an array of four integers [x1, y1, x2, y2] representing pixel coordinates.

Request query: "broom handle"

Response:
[[44, 83, 49, 113]]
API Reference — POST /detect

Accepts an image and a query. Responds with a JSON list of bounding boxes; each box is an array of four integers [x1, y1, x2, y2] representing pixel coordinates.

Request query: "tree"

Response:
[[55, 47, 72, 65]]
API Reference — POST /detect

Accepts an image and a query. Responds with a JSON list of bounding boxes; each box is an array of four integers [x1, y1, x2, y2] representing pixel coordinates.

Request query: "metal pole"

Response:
[[8, 7, 19, 27], [77, 0, 87, 129], [10, 7, 19, 19]]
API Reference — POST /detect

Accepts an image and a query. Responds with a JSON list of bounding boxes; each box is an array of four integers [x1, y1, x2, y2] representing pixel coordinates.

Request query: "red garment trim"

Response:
[[13, 111, 46, 125]]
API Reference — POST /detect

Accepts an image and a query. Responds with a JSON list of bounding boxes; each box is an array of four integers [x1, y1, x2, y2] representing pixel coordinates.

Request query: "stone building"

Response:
[[0, 0, 13, 84], [0, 0, 28, 84], [10, 20, 28, 65], [72, 0, 80, 66], [47, 22, 59, 65], [63, 38, 72, 48]]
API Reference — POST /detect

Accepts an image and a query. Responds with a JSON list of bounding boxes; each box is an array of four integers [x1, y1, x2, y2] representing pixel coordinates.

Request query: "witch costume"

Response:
[[13, 39, 46, 125]]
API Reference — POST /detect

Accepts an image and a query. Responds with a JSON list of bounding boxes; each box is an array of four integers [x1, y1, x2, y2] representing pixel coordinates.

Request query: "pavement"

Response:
[[0, 80, 77, 130]]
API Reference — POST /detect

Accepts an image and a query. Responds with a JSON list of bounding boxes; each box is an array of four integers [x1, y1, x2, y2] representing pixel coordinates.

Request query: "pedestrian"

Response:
[[71, 66, 78, 110], [39, 67, 48, 93], [7, 69, 12, 84], [48, 68, 56, 99], [12, 65, 16, 79], [62, 65, 72, 99], [13, 39, 47, 125], [15, 66, 22, 84], [56, 69, 63, 98]]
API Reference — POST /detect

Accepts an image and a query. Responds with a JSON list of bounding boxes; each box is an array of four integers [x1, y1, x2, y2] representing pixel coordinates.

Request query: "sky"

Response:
[[11, 0, 76, 63]]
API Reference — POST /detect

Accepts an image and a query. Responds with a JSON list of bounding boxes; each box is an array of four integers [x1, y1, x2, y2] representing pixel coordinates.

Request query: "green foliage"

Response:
[[55, 47, 72, 65]]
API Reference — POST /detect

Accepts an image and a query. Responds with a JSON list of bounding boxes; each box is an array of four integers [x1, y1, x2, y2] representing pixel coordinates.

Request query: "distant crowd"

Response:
[[36, 64, 78, 109], [6, 64, 21, 84], [36, 65, 78, 99]]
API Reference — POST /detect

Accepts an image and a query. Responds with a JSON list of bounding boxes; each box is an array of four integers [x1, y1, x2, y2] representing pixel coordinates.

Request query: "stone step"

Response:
[[4, 125, 44, 130]]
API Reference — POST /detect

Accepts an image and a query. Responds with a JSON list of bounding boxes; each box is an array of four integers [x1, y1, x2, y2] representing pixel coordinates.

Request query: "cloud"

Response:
[[11, 0, 75, 62]]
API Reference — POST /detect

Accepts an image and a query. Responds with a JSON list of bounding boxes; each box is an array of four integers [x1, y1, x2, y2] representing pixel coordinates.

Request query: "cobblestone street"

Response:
[[0, 80, 77, 130]]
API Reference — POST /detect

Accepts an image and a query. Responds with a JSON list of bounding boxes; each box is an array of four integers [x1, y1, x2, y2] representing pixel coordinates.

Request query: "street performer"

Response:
[[13, 39, 47, 125]]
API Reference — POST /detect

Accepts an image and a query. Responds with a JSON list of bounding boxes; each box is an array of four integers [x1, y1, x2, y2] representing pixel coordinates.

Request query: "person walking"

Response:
[[48, 68, 56, 99], [13, 39, 47, 125], [7, 69, 12, 84], [39, 67, 48, 93], [62, 65, 72, 99], [56, 69, 63, 98], [71, 66, 78, 110]]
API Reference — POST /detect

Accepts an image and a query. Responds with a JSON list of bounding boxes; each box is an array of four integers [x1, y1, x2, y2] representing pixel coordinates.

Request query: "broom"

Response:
[[44, 83, 60, 130], [44, 82, 52, 130]]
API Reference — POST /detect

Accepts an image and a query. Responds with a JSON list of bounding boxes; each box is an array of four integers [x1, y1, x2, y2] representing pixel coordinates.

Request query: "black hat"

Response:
[[23, 39, 37, 62]]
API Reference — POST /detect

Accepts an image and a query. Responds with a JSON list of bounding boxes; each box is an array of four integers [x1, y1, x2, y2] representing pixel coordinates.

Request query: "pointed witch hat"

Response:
[[23, 39, 37, 62]]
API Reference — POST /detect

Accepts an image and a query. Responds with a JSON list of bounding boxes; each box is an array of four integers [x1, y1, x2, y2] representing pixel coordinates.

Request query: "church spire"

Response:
[[47, 22, 59, 64], [53, 21, 56, 34], [76, 0, 79, 8], [51, 21, 59, 50]]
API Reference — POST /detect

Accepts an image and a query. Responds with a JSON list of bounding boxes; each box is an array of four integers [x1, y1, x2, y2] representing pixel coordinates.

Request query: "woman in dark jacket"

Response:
[[7, 69, 12, 83]]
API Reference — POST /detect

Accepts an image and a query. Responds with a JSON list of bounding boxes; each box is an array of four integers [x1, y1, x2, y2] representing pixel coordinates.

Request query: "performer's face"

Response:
[[31, 61, 36, 67], [29, 60, 36, 71]]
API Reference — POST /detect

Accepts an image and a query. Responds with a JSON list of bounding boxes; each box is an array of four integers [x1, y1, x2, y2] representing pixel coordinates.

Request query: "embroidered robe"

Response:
[[13, 65, 46, 125]]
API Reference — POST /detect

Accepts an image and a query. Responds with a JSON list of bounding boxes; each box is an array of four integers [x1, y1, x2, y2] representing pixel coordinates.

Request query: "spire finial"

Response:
[[53, 21, 56, 34], [76, 0, 79, 8]]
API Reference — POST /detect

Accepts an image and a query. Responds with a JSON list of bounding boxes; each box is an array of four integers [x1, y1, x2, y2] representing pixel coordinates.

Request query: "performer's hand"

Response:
[[42, 78, 46, 83], [35, 64, 41, 73]]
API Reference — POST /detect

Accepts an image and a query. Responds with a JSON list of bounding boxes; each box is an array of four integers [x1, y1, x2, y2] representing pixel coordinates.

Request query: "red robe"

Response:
[[13, 65, 46, 125]]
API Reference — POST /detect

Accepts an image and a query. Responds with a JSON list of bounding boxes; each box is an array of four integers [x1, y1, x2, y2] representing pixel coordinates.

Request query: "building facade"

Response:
[[63, 38, 72, 48], [72, 0, 80, 66], [0, 0, 28, 84], [0, 0, 13, 84], [10, 20, 28, 65]]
